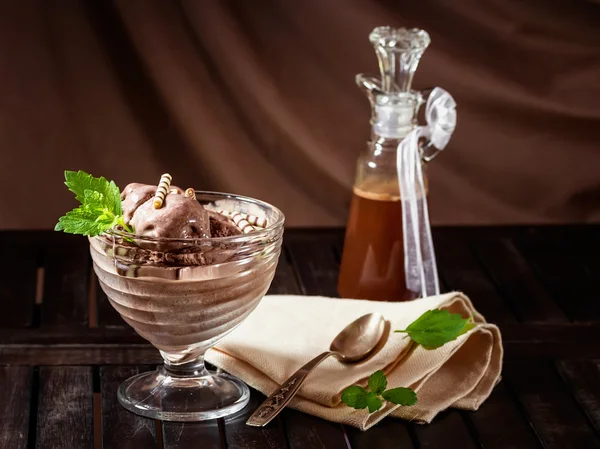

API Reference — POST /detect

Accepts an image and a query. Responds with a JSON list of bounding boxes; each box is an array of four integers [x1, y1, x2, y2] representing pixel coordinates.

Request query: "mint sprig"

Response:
[[341, 371, 417, 413], [55, 170, 133, 236], [341, 308, 476, 414], [367, 369, 387, 395], [395, 309, 475, 349]]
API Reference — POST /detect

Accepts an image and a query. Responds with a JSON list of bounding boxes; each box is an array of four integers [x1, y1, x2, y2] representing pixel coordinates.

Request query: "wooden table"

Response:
[[1, 227, 600, 449]]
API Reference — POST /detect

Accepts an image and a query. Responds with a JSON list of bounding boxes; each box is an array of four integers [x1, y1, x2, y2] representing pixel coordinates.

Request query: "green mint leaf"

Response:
[[366, 393, 383, 413], [57, 170, 127, 236], [55, 205, 113, 236], [367, 370, 387, 395], [459, 317, 476, 336], [382, 387, 417, 406], [341, 385, 370, 410], [64, 170, 122, 215], [395, 309, 475, 349]]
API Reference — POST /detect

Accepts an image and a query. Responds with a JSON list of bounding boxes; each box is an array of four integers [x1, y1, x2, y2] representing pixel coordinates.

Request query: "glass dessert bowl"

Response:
[[90, 191, 284, 421]]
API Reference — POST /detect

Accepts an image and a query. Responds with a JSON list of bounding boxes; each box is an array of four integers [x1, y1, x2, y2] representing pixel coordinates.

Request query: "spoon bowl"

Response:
[[330, 313, 386, 362]]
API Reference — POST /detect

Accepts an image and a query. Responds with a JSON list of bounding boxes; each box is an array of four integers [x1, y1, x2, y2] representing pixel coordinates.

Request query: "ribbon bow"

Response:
[[397, 87, 457, 298]]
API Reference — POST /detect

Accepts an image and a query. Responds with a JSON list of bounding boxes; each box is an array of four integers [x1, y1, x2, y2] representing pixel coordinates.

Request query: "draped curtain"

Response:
[[1, 0, 599, 228]]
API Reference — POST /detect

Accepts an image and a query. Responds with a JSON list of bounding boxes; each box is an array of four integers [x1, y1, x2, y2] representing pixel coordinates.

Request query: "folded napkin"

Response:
[[205, 293, 503, 430]]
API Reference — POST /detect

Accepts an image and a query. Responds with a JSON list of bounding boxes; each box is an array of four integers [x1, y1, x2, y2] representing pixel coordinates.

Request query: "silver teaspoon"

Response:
[[246, 313, 386, 427]]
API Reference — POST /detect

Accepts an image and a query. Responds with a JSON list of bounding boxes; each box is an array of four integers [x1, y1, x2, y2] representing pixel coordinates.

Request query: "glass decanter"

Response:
[[338, 27, 438, 302]]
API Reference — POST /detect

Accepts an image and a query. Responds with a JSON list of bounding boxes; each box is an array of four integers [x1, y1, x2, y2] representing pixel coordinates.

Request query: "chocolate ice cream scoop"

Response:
[[121, 182, 184, 223], [120, 182, 241, 252], [130, 193, 210, 241]]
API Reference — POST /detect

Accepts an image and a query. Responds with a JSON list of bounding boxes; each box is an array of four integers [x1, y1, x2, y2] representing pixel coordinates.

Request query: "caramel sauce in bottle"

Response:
[[338, 26, 434, 301], [338, 179, 418, 302]]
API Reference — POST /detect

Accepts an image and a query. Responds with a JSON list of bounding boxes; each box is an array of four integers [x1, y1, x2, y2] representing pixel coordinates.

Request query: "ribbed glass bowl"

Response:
[[89, 191, 284, 421]]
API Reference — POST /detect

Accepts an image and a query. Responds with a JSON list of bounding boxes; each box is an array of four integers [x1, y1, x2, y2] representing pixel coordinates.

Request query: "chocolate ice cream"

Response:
[[121, 183, 208, 239], [120, 183, 241, 253], [121, 183, 183, 223], [208, 210, 241, 237], [110, 182, 244, 265]]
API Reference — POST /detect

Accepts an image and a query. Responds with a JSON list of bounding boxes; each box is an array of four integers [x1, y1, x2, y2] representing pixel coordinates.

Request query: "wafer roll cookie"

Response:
[[153, 173, 172, 209], [218, 210, 255, 233], [244, 214, 267, 228], [218, 210, 267, 229], [184, 188, 196, 201], [232, 214, 254, 234]]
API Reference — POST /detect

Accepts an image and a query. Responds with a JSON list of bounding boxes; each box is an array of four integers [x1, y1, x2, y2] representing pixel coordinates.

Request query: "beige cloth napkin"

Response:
[[205, 293, 503, 431]]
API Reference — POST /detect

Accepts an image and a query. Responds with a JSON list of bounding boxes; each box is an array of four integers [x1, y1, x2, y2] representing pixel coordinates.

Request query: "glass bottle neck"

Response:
[[369, 128, 415, 153]]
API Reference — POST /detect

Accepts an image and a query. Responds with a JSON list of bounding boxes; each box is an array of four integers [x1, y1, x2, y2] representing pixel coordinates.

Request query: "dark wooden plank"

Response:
[[471, 238, 568, 323], [286, 232, 342, 297], [346, 418, 415, 449], [36, 366, 94, 449], [42, 234, 90, 326], [0, 234, 37, 327], [5, 321, 600, 362], [504, 359, 600, 449], [268, 244, 302, 295], [467, 381, 541, 449], [578, 238, 600, 287], [557, 359, 600, 434], [430, 226, 531, 240], [162, 420, 222, 449], [498, 323, 600, 357], [282, 408, 349, 449], [0, 325, 142, 344], [4, 321, 598, 346], [518, 238, 600, 322], [413, 410, 479, 449], [0, 366, 32, 449], [6, 337, 600, 366], [0, 346, 162, 366], [223, 389, 288, 449], [100, 366, 158, 449], [434, 233, 517, 324], [583, 258, 600, 289]]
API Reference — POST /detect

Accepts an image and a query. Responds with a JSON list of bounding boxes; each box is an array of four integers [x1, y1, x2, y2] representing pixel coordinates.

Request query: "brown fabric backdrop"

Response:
[[1, 0, 599, 228]]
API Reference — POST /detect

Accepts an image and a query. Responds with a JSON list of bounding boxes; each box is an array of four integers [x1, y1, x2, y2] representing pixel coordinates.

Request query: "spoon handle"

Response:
[[246, 351, 334, 427]]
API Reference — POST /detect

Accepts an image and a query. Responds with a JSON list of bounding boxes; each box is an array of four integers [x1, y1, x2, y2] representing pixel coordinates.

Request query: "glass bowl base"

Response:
[[117, 367, 250, 421]]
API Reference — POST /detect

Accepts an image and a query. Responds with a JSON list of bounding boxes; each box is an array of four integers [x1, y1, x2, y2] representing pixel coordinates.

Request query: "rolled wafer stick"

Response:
[[153, 173, 172, 209], [218, 210, 267, 229], [218, 210, 255, 233], [232, 215, 254, 234], [184, 188, 196, 201], [244, 214, 267, 228], [169, 188, 180, 195]]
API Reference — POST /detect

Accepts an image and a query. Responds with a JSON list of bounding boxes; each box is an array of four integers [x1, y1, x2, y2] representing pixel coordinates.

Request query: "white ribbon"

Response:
[[397, 87, 457, 298]]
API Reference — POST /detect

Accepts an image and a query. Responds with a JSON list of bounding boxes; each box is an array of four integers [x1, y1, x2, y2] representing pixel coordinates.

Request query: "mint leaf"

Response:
[[368, 370, 387, 395], [382, 387, 417, 406], [366, 393, 383, 413], [459, 317, 476, 336], [342, 370, 417, 414], [54, 200, 120, 236], [56, 170, 129, 236], [395, 309, 475, 349], [64, 170, 122, 216], [341, 385, 370, 409], [55, 206, 106, 235]]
